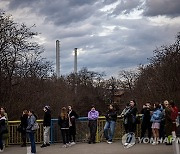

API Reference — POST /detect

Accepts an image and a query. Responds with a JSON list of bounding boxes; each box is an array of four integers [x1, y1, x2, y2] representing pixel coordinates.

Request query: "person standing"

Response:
[[58, 107, 70, 148], [141, 103, 152, 139], [151, 103, 162, 145], [41, 106, 51, 148], [123, 100, 138, 148], [120, 103, 130, 133], [170, 100, 179, 133], [0, 112, 7, 152], [20, 110, 28, 147], [104, 104, 117, 144], [0, 107, 8, 148], [88, 105, 99, 144], [26, 110, 37, 154], [164, 100, 173, 145], [68, 105, 79, 145]]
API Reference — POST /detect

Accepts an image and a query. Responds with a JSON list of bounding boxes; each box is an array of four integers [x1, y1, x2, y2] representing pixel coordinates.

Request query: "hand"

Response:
[[71, 116, 75, 118]]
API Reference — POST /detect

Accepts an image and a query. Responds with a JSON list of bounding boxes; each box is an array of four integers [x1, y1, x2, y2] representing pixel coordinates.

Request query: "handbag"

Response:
[[31, 122, 39, 131]]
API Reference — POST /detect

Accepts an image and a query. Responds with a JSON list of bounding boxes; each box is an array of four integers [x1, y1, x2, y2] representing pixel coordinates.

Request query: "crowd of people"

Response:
[[139, 100, 179, 145], [0, 99, 179, 153]]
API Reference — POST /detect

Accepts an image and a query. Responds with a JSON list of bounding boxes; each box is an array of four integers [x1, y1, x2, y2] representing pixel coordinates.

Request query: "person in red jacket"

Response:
[[170, 100, 179, 132]]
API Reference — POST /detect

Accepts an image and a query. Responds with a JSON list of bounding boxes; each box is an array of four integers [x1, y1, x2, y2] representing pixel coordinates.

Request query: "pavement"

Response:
[[2, 142, 174, 154]]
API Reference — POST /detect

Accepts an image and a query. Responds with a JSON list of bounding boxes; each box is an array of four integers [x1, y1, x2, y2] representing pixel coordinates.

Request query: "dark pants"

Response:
[[89, 120, 97, 143], [159, 120, 165, 139], [69, 126, 76, 142], [0, 134, 3, 150], [61, 129, 69, 144], [28, 132, 36, 153], [124, 124, 128, 133], [21, 131, 27, 145], [141, 122, 152, 138], [128, 123, 136, 133]]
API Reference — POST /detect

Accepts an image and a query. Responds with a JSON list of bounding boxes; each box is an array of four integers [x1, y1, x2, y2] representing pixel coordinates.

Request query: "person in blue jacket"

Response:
[[151, 103, 162, 145]]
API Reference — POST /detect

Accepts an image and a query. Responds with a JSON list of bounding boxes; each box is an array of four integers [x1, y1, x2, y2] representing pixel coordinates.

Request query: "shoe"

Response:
[[88, 141, 91, 144], [66, 143, 71, 147], [152, 141, 157, 145], [166, 143, 172, 145], [41, 144, 47, 148], [107, 141, 112, 144], [46, 143, 50, 146], [93, 141, 96, 144], [62, 144, 67, 148], [71, 142, 76, 145], [0, 150, 4, 153]]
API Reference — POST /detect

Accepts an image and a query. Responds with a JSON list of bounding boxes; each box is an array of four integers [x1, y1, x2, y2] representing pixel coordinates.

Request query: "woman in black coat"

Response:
[[68, 106, 79, 144], [58, 107, 70, 148], [0, 112, 7, 152]]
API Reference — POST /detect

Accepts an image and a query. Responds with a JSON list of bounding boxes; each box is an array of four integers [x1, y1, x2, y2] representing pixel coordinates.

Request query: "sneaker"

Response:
[[66, 143, 71, 147], [107, 141, 112, 144], [62, 144, 67, 148], [71, 142, 76, 145], [41, 144, 47, 148], [152, 141, 157, 145], [46, 143, 50, 146]]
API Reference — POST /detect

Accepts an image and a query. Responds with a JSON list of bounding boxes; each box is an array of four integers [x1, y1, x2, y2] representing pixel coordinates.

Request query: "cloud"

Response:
[[7, 0, 102, 26], [112, 0, 141, 15], [1, 0, 180, 78], [143, 0, 180, 17]]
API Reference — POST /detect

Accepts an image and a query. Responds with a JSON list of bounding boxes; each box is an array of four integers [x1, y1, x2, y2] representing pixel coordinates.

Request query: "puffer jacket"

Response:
[[150, 109, 162, 123]]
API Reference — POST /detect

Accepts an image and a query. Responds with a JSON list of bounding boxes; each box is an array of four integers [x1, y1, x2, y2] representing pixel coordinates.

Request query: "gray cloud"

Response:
[[112, 0, 141, 15], [143, 0, 180, 17], [1, 0, 180, 78]]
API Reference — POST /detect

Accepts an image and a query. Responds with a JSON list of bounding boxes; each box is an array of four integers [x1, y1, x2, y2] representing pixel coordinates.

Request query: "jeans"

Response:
[[43, 126, 50, 144], [104, 121, 116, 141], [0, 134, 3, 150], [28, 132, 36, 153]]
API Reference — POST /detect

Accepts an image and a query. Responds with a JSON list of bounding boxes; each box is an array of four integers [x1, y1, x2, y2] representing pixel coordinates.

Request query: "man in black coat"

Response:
[[68, 106, 79, 144], [141, 103, 152, 139], [41, 106, 51, 148]]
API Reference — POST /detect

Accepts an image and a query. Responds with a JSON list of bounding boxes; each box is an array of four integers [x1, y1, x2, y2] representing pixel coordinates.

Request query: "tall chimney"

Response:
[[56, 40, 60, 77], [74, 48, 77, 74]]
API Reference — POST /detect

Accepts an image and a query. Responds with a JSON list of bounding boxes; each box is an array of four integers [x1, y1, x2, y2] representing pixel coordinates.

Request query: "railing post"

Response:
[[96, 118, 99, 143], [50, 119, 54, 144]]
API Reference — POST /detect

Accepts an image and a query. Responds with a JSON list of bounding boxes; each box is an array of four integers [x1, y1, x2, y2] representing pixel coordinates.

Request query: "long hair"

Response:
[[60, 107, 68, 120], [29, 110, 38, 119]]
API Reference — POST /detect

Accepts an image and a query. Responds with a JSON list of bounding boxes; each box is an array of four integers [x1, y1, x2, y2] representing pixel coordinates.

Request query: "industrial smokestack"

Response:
[[56, 40, 60, 77], [74, 48, 77, 74]]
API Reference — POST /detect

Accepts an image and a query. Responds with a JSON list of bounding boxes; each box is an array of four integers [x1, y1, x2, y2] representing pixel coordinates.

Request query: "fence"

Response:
[[7, 116, 142, 145]]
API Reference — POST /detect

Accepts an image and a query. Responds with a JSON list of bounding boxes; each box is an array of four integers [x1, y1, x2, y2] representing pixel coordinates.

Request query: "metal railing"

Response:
[[6, 116, 142, 145]]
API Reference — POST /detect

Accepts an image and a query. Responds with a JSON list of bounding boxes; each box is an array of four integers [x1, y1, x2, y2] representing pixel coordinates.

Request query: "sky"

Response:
[[0, 0, 180, 78]]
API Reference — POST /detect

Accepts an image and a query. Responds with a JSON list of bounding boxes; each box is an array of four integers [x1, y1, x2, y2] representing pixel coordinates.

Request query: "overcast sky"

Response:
[[1, 0, 180, 78]]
